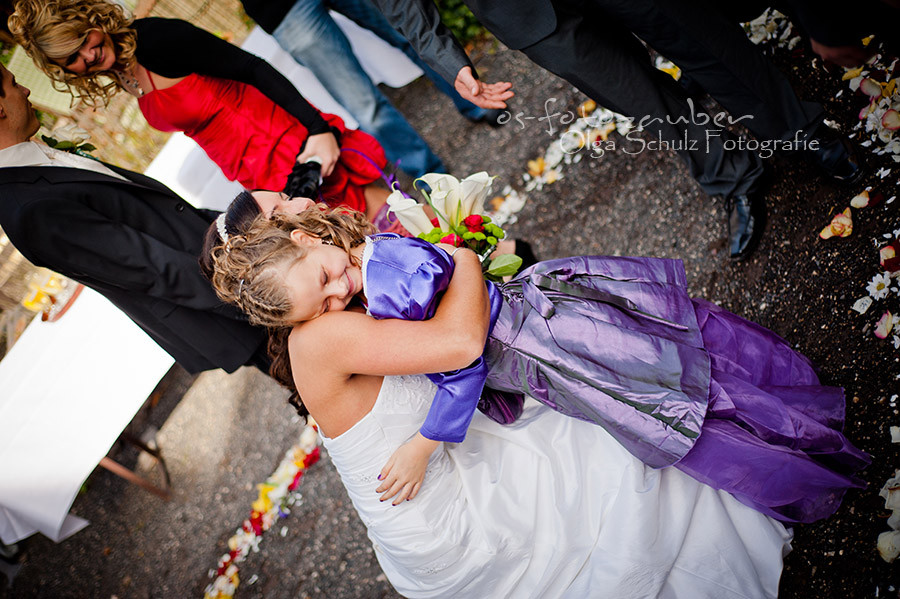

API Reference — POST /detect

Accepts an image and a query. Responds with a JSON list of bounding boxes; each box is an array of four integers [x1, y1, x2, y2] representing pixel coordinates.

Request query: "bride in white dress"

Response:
[[323, 373, 791, 599]]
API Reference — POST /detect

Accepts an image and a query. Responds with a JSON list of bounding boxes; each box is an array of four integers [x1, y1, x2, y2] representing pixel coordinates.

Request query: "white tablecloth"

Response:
[[145, 19, 423, 211], [0, 288, 174, 544]]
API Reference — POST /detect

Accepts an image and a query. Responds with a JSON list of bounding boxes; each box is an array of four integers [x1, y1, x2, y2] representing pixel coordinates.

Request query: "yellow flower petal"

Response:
[[527, 157, 545, 177], [843, 66, 864, 80], [578, 99, 597, 117], [819, 208, 853, 239]]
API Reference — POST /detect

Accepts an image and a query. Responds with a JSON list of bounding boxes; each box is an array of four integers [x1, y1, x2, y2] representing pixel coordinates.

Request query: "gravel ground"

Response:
[[2, 38, 899, 599]]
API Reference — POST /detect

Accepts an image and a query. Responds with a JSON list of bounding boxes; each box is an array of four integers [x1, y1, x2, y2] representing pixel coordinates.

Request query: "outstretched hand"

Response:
[[454, 66, 514, 109], [376, 432, 440, 505], [297, 131, 340, 177]]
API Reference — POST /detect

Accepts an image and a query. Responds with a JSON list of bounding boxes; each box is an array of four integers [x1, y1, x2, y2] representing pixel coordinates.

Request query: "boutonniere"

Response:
[[42, 124, 97, 158]]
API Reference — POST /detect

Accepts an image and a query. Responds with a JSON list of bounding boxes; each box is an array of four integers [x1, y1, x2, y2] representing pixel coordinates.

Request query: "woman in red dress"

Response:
[[10, 0, 392, 223]]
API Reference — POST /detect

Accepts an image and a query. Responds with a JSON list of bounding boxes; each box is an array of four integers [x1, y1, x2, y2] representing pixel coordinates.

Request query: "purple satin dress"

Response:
[[362, 234, 869, 523]]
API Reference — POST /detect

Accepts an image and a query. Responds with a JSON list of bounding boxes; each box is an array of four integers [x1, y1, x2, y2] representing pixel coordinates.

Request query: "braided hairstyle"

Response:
[[198, 190, 261, 281], [210, 207, 375, 415], [9, 0, 138, 106]]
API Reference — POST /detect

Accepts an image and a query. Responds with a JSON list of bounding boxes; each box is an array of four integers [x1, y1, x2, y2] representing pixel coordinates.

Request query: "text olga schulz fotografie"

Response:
[[497, 97, 821, 159]]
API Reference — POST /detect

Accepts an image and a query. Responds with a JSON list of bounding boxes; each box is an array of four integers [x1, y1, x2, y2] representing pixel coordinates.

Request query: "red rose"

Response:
[[431, 217, 440, 228], [463, 215, 483, 227], [440, 233, 464, 247]]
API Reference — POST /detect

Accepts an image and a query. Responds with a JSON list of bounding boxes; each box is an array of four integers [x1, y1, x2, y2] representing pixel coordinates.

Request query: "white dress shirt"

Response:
[[0, 140, 127, 181]]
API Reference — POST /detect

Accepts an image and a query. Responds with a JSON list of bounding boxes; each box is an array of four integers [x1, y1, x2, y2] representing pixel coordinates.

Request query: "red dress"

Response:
[[138, 73, 386, 212]]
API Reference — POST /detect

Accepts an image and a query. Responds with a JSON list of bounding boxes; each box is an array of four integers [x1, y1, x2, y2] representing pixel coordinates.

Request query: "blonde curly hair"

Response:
[[210, 207, 375, 328], [9, 0, 138, 106]]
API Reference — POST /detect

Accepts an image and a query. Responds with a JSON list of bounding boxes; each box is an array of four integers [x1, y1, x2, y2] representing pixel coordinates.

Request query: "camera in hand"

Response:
[[283, 155, 323, 200]]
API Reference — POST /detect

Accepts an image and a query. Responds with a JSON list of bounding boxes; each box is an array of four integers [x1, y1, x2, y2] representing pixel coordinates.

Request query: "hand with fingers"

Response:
[[376, 432, 441, 506], [297, 131, 340, 176], [454, 66, 514, 109]]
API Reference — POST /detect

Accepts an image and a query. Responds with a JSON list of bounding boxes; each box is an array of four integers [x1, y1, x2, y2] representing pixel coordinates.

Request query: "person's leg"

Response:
[[603, 0, 862, 184], [522, 0, 763, 199], [272, 0, 445, 176], [601, 0, 823, 143], [324, 0, 490, 119]]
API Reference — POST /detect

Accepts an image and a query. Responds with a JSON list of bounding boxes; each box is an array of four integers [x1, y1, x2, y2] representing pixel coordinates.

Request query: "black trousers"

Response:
[[519, 0, 823, 198]]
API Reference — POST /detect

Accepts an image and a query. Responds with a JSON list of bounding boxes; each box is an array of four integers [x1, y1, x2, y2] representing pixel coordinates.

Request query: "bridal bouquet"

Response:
[[386, 172, 522, 282]]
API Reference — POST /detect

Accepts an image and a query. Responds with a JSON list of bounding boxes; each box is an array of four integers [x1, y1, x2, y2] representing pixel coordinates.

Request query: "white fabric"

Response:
[[0, 140, 127, 180], [322, 375, 793, 599], [0, 287, 174, 544], [144, 22, 423, 212]]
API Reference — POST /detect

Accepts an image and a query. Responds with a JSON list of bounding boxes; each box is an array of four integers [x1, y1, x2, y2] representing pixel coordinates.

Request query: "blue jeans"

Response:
[[272, 0, 483, 177]]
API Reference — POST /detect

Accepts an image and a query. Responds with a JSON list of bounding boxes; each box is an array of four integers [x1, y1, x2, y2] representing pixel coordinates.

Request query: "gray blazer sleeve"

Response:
[[368, 0, 476, 85]]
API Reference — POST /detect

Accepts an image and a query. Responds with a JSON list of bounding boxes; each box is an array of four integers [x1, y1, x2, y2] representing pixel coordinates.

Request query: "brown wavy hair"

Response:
[[210, 207, 375, 414], [9, 0, 138, 106]]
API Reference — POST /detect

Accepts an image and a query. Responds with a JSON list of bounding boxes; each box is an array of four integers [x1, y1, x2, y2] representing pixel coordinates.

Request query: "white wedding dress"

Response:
[[321, 375, 793, 599]]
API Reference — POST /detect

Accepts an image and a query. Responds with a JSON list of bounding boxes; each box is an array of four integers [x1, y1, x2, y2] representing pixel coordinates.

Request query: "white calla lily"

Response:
[[386, 187, 433, 236], [458, 171, 493, 217], [418, 173, 461, 230]]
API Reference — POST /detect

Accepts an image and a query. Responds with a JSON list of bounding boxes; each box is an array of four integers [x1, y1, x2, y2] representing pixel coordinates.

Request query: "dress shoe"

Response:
[[724, 191, 765, 261], [806, 123, 865, 186], [465, 108, 506, 128]]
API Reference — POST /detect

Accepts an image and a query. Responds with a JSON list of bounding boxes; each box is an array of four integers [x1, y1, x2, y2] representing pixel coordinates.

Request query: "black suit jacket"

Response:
[[370, 0, 557, 84], [0, 164, 266, 373]]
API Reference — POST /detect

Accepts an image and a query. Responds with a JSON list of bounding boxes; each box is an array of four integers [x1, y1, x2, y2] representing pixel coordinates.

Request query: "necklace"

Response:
[[113, 68, 144, 97]]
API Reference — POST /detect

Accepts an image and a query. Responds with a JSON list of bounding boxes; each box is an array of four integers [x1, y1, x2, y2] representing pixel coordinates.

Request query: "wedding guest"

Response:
[[366, 0, 864, 260], [9, 0, 393, 225], [0, 64, 267, 375], [240, 0, 503, 178]]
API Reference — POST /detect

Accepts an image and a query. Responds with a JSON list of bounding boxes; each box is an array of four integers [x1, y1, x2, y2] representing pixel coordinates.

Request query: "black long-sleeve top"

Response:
[[239, 0, 296, 34], [132, 17, 331, 136]]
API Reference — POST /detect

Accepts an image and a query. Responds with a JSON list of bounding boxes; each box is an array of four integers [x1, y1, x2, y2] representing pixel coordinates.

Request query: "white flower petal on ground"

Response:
[[891, 426, 900, 443], [852, 296, 873, 314], [875, 311, 895, 338], [868, 272, 893, 300], [386, 188, 433, 236], [850, 190, 870, 208], [881, 470, 900, 510], [878, 530, 900, 562]]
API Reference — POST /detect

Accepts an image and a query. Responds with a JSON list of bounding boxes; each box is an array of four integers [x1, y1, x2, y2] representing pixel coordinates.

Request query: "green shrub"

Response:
[[436, 0, 488, 44]]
